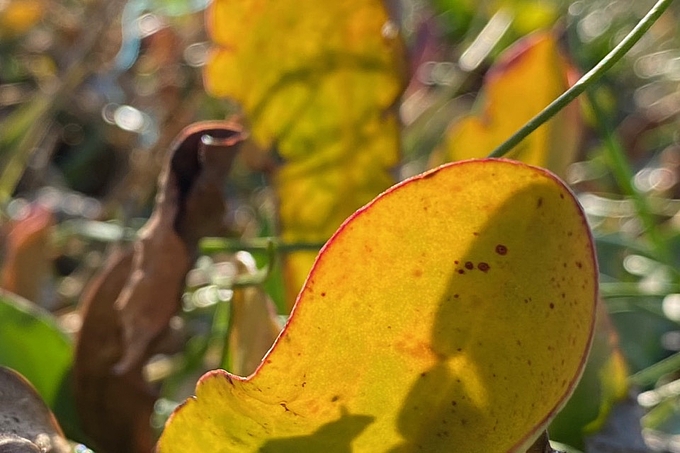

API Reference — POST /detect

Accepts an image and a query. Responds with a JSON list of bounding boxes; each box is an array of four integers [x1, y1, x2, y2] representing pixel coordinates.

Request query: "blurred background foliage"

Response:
[[2, 0, 680, 451]]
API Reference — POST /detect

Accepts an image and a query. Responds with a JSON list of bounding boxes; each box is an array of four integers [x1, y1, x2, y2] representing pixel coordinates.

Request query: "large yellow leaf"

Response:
[[440, 32, 581, 177], [157, 159, 597, 452], [205, 0, 406, 307]]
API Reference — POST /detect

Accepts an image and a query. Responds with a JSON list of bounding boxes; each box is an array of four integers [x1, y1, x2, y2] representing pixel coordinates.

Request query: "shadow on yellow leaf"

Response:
[[157, 159, 597, 453]]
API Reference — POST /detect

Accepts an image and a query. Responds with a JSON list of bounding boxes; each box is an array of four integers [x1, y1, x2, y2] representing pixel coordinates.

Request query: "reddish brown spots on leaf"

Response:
[[454, 260, 459, 265], [457, 269, 465, 275], [537, 197, 543, 208], [451, 400, 457, 406], [453, 294, 459, 299], [560, 193, 565, 199], [413, 269, 423, 278], [321, 292, 326, 297], [550, 303, 555, 309], [473, 232, 479, 236], [464, 261, 474, 270], [478, 262, 490, 272], [331, 395, 340, 402], [575, 261, 583, 269], [495, 244, 507, 255]]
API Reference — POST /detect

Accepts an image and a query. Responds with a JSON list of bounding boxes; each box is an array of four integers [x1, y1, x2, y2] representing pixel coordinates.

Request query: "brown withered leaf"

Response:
[[0, 367, 71, 453], [0, 204, 54, 305], [74, 121, 245, 453]]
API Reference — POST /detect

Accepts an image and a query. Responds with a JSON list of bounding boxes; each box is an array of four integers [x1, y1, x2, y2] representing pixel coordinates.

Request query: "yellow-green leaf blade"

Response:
[[205, 0, 406, 306], [158, 159, 597, 452]]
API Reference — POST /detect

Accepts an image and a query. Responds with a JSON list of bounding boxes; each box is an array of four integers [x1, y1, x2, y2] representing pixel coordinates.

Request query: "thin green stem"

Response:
[[488, 0, 674, 158], [586, 89, 671, 264], [629, 351, 680, 386], [200, 237, 325, 255]]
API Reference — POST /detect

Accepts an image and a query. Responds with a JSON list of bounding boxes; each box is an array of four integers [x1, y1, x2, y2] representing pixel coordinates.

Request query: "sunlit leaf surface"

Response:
[[205, 0, 406, 307], [158, 159, 597, 452], [441, 32, 580, 176]]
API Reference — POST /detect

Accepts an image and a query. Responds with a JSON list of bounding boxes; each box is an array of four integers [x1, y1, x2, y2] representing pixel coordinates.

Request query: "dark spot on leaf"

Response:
[[451, 401, 457, 406], [457, 269, 465, 274], [454, 260, 459, 265], [413, 269, 423, 277], [465, 261, 474, 270], [560, 193, 565, 199], [478, 262, 490, 272], [550, 303, 555, 309], [576, 261, 583, 268], [331, 396, 340, 402], [453, 294, 459, 299], [321, 292, 326, 297], [473, 232, 479, 236], [537, 197, 543, 208], [495, 244, 507, 255], [420, 372, 427, 378]]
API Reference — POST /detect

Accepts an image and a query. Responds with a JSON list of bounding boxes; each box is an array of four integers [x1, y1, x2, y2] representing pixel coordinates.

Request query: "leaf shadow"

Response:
[[389, 177, 587, 452], [259, 408, 374, 453]]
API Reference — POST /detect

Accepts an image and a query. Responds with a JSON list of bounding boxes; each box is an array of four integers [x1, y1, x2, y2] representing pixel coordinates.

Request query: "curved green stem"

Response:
[[488, 0, 674, 158]]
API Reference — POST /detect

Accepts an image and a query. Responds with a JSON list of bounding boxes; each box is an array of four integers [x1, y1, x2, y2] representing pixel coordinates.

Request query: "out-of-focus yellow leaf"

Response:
[[550, 302, 630, 448], [205, 0, 406, 308], [0, 0, 46, 38], [157, 159, 597, 452], [226, 252, 283, 377], [439, 32, 581, 177]]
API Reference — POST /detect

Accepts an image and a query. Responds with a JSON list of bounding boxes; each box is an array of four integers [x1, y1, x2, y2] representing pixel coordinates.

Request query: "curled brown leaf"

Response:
[[74, 121, 245, 453]]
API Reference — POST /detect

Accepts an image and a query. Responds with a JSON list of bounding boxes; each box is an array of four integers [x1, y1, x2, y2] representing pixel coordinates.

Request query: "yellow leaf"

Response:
[[227, 252, 283, 377], [205, 0, 406, 307], [0, 0, 46, 38], [157, 159, 597, 452], [439, 32, 581, 177]]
